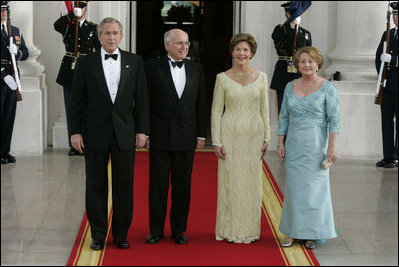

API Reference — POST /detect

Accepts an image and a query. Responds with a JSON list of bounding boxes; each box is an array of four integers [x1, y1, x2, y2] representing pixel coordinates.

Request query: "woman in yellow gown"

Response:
[[211, 33, 270, 243]]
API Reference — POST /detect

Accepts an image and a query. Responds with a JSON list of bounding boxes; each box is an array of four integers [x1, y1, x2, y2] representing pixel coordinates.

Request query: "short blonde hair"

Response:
[[229, 33, 257, 58], [293, 46, 324, 70]]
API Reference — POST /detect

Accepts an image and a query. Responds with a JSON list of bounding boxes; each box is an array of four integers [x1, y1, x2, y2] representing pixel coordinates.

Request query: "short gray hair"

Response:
[[164, 30, 174, 43], [98, 17, 123, 34]]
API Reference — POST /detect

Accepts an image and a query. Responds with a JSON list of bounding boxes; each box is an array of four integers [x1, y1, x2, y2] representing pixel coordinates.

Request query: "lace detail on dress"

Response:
[[211, 72, 270, 243]]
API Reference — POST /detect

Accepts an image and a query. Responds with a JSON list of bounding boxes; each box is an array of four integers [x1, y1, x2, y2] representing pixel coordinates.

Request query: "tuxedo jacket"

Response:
[[145, 56, 207, 151], [69, 49, 150, 151]]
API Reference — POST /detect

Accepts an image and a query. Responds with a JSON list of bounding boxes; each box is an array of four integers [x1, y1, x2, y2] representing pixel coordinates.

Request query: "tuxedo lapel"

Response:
[[91, 50, 113, 104], [158, 56, 179, 101], [114, 49, 127, 104], [179, 59, 193, 102]]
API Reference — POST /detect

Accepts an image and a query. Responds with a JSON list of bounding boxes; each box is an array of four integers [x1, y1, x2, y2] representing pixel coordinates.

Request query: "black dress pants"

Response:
[[1, 83, 16, 155], [148, 149, 195, 236], [84, 133, 135, 241], [381, 91, 398, 160]]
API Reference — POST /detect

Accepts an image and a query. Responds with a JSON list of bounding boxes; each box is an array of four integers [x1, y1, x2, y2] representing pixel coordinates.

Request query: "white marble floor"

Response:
[[1, 149, 398, 266]]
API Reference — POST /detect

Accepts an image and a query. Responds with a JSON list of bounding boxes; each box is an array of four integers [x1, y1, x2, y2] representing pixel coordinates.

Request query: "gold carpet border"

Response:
[[136, 148, 214, 152], [262, 163, 316, 266], [74, 162, 113, 266]]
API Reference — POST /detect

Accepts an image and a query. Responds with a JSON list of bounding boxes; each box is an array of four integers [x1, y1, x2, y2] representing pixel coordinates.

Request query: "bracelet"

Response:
[[277, 144, 284, 147]]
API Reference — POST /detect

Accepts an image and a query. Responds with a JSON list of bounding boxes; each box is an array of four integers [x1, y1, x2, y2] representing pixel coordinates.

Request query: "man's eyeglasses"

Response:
[[172, 41, 191, 47]]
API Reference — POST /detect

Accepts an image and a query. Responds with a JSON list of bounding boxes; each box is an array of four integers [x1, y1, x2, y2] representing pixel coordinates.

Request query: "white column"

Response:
[[324, 1, 387, 159], [88, 1, 130, 50], [9, 1, 47, 155], [325, 1, 386, 81]]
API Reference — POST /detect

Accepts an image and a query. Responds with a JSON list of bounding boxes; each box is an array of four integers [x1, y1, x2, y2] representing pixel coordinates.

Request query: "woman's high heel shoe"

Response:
[[304, 240, 316, 249], [282, 238, 295, 247]]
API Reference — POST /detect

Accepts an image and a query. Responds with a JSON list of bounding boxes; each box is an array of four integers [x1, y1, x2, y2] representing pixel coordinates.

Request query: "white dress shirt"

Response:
[[168, 56, 186, 99], [101, 47, 121, 103]]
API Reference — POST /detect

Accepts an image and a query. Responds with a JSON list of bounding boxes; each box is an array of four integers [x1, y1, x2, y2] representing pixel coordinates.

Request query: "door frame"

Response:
[[129, 1, 242, 53]]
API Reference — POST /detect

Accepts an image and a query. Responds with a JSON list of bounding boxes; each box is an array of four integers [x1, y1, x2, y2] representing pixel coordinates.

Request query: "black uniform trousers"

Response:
[[1, 83, 16, 155], [381, 90, 398, 160], [84, 132, 135, 241], [63, 86, 72, 148], [148, 149, 195, 236]]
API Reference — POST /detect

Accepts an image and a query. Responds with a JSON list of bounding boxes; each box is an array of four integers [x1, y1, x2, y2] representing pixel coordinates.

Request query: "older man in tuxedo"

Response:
[[69, 17, 149, 250], [144, 29, 207, 245]]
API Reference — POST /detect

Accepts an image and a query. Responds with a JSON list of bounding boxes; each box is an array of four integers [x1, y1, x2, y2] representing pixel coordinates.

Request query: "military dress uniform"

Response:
[[54, 4, 100, 155], [1, 1, 29, 164], [270, 21, 311, 114], [375, 1, 398, 168]]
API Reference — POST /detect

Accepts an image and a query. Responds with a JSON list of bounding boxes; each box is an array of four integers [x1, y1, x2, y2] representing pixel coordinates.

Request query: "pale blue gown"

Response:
[[278, 80, 339, 240]]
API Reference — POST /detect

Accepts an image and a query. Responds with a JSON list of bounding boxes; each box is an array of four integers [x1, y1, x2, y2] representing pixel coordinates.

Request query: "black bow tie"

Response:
[[170, 59, 184, 68], [105, 54, 118, 60]]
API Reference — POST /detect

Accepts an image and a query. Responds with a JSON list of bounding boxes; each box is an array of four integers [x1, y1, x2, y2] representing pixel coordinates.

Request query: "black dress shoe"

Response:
[[5, 154, 16, 163], [68, 148, 76, 156], [376, 159, 387, 167], [1, 156, 8, 164], [113, 238, 130, 249], [171, 233, 187, 245], [90, 239, 104, 250], [384, 159, 398, 168], [68, 148, 83, 156], [146, 234, 164, 244]]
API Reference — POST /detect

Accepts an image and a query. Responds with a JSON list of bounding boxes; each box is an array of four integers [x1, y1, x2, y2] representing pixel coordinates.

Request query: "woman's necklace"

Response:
[[232, 65, 251, 83]]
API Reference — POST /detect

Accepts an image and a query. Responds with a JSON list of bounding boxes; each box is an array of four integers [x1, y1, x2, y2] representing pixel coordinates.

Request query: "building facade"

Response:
[[10, 1, 388, 158]]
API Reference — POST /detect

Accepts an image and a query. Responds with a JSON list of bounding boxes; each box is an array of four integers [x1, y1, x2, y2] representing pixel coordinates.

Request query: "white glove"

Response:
[[295, 16, 301, 25], [380, 53, 392, 63], [74, 7, 83, 18], [8, 43, 17, 55], [4, 75, 18, 90]]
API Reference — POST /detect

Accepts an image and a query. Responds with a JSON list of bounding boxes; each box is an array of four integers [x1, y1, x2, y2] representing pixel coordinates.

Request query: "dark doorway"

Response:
[[136, 1, 234, 143]]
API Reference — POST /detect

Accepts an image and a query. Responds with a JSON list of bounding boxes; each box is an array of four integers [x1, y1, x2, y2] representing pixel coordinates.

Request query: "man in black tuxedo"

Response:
[[69, 17, 149, 250], [144, 29, 207, 245]]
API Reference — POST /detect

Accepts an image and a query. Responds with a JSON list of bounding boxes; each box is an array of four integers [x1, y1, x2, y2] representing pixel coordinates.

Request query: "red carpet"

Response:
[[68, 151, 319, 266]]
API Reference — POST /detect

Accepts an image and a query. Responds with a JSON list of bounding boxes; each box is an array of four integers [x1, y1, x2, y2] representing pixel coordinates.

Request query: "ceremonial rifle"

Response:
[[286, 23, 299, 73], [6, 5, 22, 101], [71, 2, 80, 70], [375, 2, 391, 105]]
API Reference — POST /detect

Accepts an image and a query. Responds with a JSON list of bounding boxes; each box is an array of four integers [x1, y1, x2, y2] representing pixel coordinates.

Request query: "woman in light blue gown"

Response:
[[277, 46, 339, 249]]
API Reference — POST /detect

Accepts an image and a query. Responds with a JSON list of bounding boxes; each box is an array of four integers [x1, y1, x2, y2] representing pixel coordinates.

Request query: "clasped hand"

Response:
[[380, 53, 392, 63], [327, 146, 338, 163], [8, 43, 17, 55]]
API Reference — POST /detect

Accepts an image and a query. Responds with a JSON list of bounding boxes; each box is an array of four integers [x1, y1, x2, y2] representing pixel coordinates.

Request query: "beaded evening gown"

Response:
[[211, 71, 270, 243]]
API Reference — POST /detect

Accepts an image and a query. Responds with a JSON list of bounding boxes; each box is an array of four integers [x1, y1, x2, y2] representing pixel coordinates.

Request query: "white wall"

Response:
[[33, 1, 65, 146]]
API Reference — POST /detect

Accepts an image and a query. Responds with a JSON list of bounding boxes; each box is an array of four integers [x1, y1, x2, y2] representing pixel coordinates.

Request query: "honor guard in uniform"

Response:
[[54, 0, 100, 156], [1, 1, 29, 164], [375, 1, 398, 168], [270, 2, 312, 114]]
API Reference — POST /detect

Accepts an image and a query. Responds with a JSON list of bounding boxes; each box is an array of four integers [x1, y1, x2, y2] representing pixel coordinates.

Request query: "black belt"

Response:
[[65, 51, 88, 58], [278, 56, 293, 61], [1, 59, 11, 65]]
